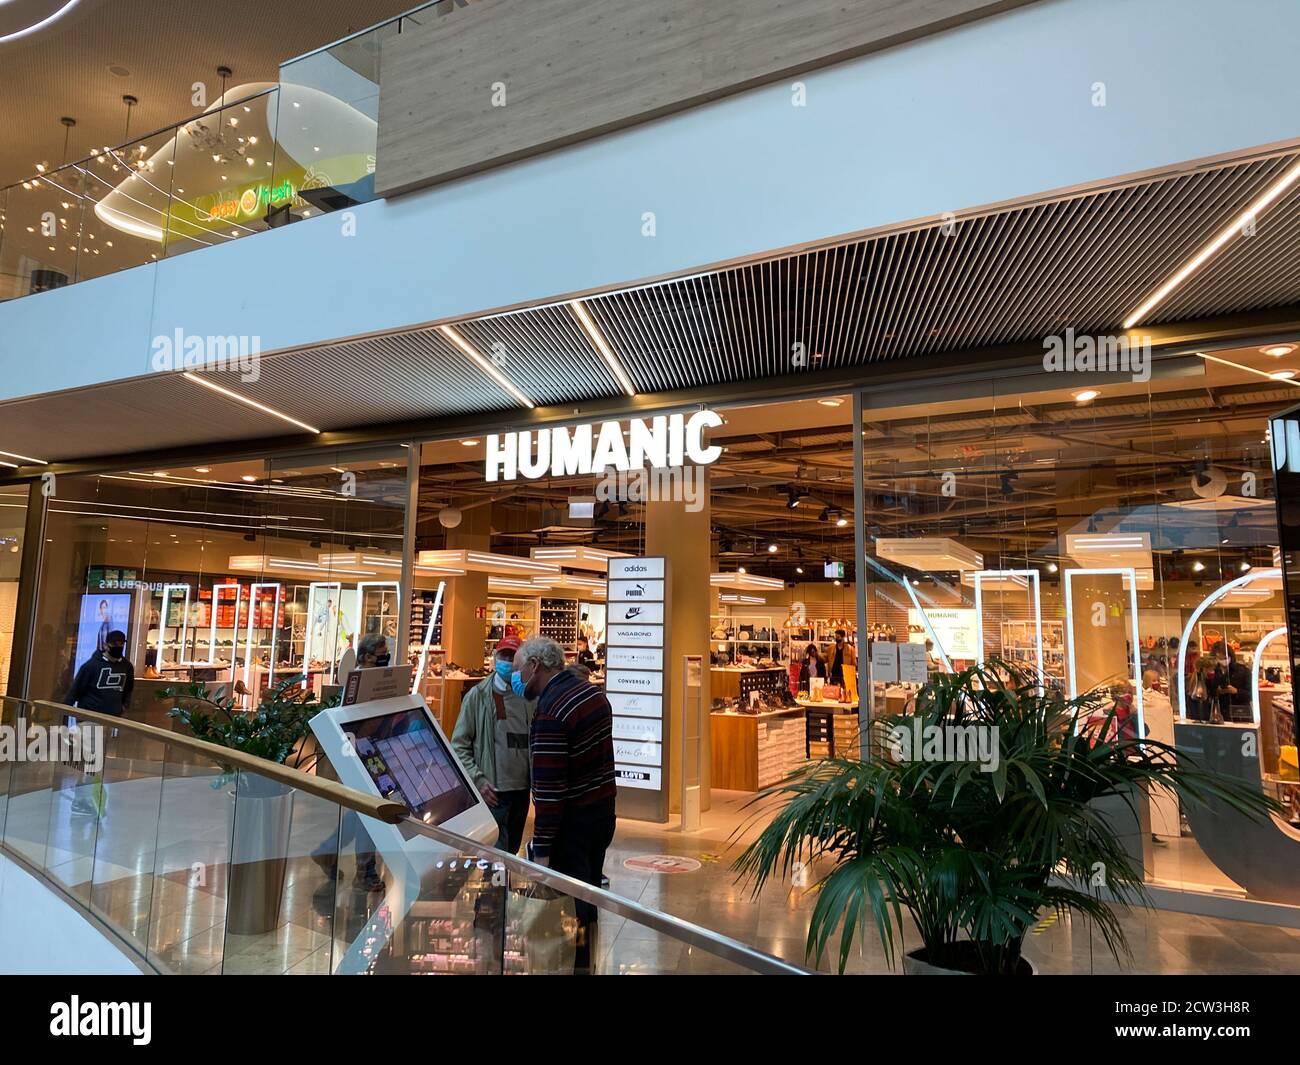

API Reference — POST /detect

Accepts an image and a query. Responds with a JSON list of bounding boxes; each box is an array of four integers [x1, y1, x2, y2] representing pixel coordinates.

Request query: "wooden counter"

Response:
[[710, 706, 806, 792]]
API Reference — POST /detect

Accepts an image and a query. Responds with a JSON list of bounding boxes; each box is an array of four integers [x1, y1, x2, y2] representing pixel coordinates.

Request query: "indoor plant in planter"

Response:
[[158, 677, 337, 936], [736, 659, 1279, 974]]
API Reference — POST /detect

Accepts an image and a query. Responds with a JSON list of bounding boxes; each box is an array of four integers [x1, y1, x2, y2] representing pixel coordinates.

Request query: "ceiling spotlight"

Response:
[[767, 543, 778, 554], [1271, 370, 1297, 380], [836, 516, 849, 528], [795, 566, 804, 574], [1047, 563, 1058, 573], [819, 508, 830, 522], [833, 579, 842, 587], [785, 486, 806, 509], [738, 566, 747, 574], [1263, 344, 1297, 358], [1241, 561, 1252, 572], [1192, 561, 1206, 572], [1073, 389, 1100, 404]]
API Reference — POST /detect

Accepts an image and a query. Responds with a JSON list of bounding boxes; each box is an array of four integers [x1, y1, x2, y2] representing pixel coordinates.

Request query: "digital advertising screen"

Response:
[[74, 592, 132, 673], [344, 707, 476, 826]]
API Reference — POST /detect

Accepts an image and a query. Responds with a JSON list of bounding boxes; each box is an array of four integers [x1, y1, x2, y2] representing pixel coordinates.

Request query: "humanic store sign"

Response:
[[485, 410, 723, 482]]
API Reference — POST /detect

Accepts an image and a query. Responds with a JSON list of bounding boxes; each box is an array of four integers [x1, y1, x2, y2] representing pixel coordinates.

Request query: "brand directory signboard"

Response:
[[606, 557, 668, 807]]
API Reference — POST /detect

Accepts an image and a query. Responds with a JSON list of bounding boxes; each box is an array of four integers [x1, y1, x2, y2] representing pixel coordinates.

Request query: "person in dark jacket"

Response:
[[63, 629, 132, 817], [65, 629, 133, 716], [515, 635, 615, 974], [797, 643, 825, 691]]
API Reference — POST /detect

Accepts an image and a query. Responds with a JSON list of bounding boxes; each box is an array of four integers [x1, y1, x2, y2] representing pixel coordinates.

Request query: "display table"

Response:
[[711, 705, 806, 791], [710, 666, 786, 703]]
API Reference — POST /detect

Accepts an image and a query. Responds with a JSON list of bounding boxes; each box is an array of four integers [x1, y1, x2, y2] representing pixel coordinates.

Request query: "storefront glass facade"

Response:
[[13, 340, 1300, 916]]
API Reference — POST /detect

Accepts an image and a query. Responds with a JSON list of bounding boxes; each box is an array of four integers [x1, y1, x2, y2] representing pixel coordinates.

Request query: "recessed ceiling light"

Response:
[[1073, 389, 1100, 404], [817, 398, 844, 407], [738, 566, 747, 574], [152, 471, 168, 478], [462, 439, 481, 446], [767, 543, 778, 553], [194, 467, 211, 473], [1271, 370, 1297, 380], [1262, 344, 1296, 358], [241, 475, 257, 482], [108, 65, 131, 78]]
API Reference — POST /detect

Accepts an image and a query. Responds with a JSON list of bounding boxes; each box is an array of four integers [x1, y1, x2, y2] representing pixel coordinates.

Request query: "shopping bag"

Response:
[[512, 882, 577, 974]]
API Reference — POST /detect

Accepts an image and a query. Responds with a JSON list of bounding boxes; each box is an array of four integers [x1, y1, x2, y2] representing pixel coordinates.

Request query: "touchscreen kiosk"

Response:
[[310, 694, 499, 972]]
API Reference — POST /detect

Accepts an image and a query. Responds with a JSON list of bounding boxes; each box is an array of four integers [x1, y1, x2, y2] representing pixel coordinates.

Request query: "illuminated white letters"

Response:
[[485, 410, 722, 482]]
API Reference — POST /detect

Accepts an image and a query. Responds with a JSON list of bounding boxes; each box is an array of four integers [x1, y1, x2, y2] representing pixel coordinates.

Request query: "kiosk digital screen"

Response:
[[345, 707, 476, 825]]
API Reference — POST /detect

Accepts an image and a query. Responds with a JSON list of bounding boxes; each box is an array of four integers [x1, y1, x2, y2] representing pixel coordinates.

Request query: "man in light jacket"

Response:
[[452, 635, 535, 853]]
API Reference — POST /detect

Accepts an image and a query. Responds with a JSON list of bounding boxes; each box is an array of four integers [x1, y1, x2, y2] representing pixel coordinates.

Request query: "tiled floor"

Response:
[[8, 769, 1300, 975]]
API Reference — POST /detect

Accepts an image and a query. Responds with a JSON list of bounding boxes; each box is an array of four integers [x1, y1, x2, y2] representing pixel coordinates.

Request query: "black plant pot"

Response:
[[903, 943, 1036, 975]]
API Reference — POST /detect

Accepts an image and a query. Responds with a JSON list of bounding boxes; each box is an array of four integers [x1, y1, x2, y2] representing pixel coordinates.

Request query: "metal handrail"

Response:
[[404, 816, 813, 975], [11, 696, 406, 823], [0, 88, 279, 199], [3, 696, 809, 973]]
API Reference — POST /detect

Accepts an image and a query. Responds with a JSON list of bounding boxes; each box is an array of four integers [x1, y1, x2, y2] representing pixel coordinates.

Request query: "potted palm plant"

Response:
[[736, 659, 1279, 974], [159, 677, 337, 935]]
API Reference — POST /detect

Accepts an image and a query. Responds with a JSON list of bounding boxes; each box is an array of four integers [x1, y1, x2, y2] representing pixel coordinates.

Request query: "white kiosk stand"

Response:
[[310, 687, 498, 973]]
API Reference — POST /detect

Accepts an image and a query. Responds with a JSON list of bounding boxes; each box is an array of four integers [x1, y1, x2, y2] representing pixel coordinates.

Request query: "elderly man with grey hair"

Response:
[[515, 635, 615, 974]]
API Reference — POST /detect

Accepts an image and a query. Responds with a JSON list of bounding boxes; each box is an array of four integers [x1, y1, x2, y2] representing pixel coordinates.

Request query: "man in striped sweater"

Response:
[[514, 636, 616, 971]]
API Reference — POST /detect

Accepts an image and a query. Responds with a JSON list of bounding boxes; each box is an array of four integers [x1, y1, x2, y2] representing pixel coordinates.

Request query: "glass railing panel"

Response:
[[145, 744, 236, 974], [165, 90, 281, 260], [219, 771, 340, 975], [329, 816, 505, 975], [0, 698, 16, 832], [75, 127, 178, 280], [33, 702, 105, 907], [0, 166, 82, 300], [275, 21, 394, 218], [84, 715, 169, 955], [1, 705, 57, 871]]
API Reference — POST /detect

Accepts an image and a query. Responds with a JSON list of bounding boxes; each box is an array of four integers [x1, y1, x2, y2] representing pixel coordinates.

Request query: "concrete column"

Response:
[[443, 505, 490, 667]]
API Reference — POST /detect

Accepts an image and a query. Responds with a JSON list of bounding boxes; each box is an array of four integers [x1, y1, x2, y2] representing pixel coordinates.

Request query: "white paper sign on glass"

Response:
[[608, 579, 664, 602], [609, 557, 666, 580], [606, 669, 663, 694], [606, 624, 664, 648], [606, 647, 664, 670], [613, 716, 664, 742], [899, 642, 929, 684], [608, 601, 664, 625], [616, 765, 663, 790], [607, 691, 664, 718], [614, 739, 662, 766], [871, 640, 900, 683]]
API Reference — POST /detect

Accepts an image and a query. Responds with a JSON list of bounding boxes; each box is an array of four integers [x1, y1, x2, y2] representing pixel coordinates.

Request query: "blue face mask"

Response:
[[494, 659, 513, 680], [510, 670, 527, 698]]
